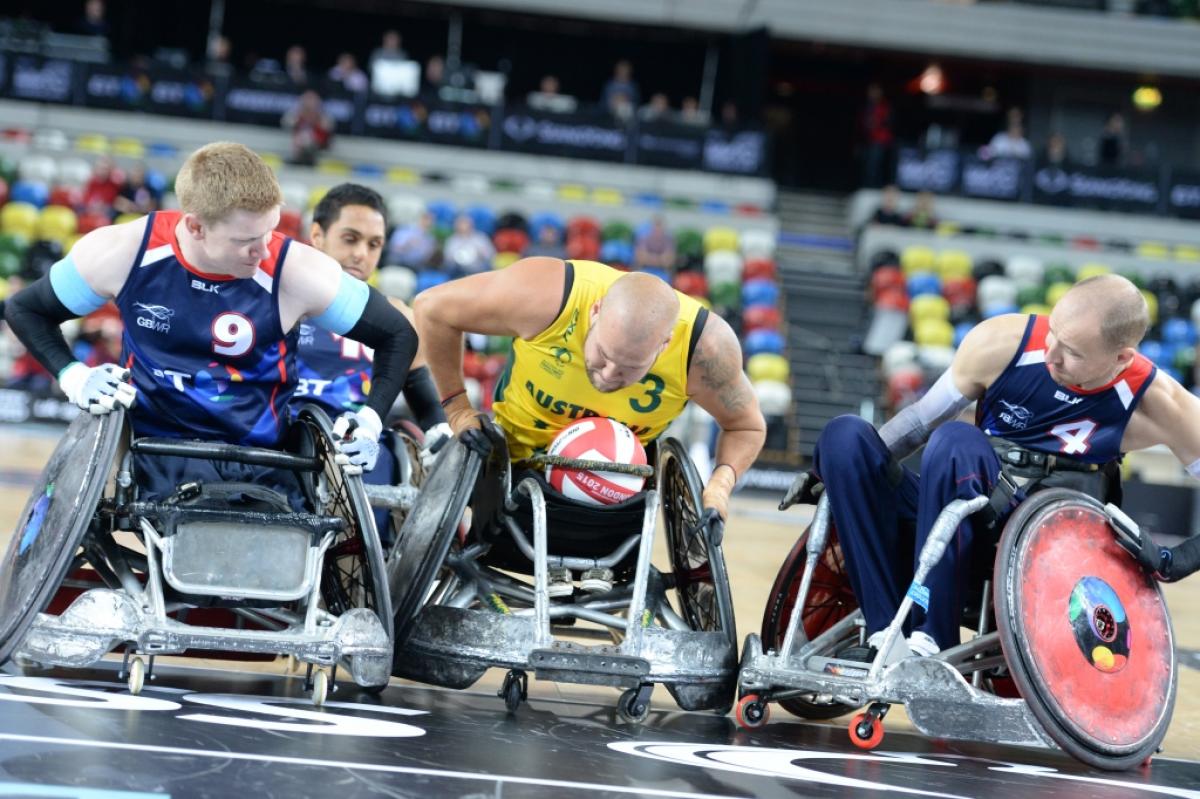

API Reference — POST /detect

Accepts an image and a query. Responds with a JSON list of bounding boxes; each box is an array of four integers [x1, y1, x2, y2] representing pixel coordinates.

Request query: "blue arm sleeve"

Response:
[[309, 271, 370, 335], [49, 255, 107, 316]]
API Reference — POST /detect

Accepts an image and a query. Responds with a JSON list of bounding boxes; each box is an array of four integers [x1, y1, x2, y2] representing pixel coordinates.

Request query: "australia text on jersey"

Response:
[[522, 378, 654, 437]]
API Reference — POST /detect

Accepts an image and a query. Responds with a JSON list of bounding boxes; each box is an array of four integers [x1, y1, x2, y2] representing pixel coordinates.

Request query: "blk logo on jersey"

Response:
[[134, 302, 174, 334], [1054, 389, 1084, 405], [998, 399, 1032, 429], [190, 278, 221, 294]]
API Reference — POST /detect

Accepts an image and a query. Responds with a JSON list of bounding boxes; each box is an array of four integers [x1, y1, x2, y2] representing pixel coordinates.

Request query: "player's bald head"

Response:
[[1061, 274, 1148, 350], [597, 273, 679, 348]]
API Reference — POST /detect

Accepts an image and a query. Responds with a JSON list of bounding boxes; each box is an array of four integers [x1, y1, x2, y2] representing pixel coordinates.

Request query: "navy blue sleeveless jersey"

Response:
[[975, 315, 1156, 464], [294, 321, 374, 418], [116, 211, 298, 446]]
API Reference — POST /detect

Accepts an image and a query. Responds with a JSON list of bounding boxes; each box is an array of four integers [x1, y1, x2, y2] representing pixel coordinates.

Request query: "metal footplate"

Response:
[[16, 588, 391, 687], [530, 643, 651, 689]]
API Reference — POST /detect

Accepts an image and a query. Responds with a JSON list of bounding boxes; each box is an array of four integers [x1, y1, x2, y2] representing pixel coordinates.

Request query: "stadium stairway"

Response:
[[776, 190, 855, 274], [782, 268, 879, 461], [774, 190, 878, 461]]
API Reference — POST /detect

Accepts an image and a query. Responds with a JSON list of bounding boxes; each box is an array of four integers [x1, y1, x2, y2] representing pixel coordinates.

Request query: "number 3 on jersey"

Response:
[[1049, 419, 1096, 455], [212, 312, 256, 357]]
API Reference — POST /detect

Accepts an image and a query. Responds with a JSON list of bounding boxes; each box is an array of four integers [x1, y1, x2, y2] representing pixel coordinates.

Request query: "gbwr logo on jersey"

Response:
[[134, 302, 174, 333], [998, 399, 1032, 429]]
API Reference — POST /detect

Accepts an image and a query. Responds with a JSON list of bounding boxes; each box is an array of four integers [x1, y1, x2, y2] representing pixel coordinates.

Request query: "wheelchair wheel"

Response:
[[295, 407, 393, 642], [0, 410, 125, 665], [995, 488, 1176, 771], [387, 437, 482, 649], [760, 522, 861, 720], [659, 438, 736, 645]]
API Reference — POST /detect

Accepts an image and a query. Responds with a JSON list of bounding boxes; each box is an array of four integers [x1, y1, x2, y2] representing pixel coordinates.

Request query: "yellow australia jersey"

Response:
[[492, 260, 708, 461]]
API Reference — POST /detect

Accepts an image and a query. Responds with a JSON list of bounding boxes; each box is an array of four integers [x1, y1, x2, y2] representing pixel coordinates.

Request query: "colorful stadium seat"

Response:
[[376, 266, 417, 302], [740, 229, 776, 259], [754, 380, 792, 416], [36, 206, 77, 244], [742, 258, 777, 282], [1076, 263, 1112, 281], [747, 353, 788, 383], [741, 279, 778, 308], [492, 252, 522, 270], [900, 245, 935, 276], [493, 228, 529, 255], [935, 249, 972, 280], [10, 181, 49, 208], [909, 294, 950, 323], [0, 202, 38, 239], [703, 227, 738, 254]]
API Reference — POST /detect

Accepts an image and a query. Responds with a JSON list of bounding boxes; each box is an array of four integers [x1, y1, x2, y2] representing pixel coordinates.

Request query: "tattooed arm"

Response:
[[686, 313, 767, 518]]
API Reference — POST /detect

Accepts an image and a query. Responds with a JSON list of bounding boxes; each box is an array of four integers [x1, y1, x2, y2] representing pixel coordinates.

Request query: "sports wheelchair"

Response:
[[386, 423, 738, 721], [0, 405, 393, 705], [736, 478, 1177, 771]]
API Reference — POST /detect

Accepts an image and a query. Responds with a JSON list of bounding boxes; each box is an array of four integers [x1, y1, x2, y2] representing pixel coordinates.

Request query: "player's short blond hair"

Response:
[[175, 142, 283, 223]]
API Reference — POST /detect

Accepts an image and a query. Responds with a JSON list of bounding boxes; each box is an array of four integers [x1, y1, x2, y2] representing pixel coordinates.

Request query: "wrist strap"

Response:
[[440, 388, 467, 408], [714, 462, 738, 481]]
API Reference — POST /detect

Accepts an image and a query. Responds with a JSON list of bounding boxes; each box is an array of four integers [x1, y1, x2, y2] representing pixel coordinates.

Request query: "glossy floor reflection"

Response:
[[0, 663, 1197, 799]]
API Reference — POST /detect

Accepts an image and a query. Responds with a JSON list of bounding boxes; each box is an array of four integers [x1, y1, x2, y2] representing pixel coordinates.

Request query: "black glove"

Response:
[[693, 507, 725, 547], [1112, 523, 1171, 581], [459, 417, 506, 460], [779, 470, 823, 511]]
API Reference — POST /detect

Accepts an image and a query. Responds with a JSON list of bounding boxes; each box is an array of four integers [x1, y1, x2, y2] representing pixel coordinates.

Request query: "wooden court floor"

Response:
[[1, 424, 1196, 760]]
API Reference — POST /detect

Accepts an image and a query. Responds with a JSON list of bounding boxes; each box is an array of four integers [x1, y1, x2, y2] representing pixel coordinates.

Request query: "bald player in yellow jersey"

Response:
[[414, 258, 766, 523]]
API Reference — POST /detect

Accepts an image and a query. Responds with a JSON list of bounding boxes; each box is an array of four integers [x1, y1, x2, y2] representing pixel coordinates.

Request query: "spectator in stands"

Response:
[[525, 224, 566, 259], [602, 60, 640, 114], [609, 91, 635, 124], [371, 30, 407, 69], [329, 52, 369, 94], [76, 0, 109, 39], [1042, 131, 1073, 168], [283, 90, 334, 166], [860, 82, 894, 188], [284, 45, 309, 87], [872, 184, 908, 227], [387, 212, 437, 270], [442, 214, 496, 277], [83, 156, 122, 214], [678, 96, 708, 126], [113, 163, 162, 217], [424, 55, 446, 96], [527, 75, 578, 113], [634, 216, 676, 272], [986, 107, 1032, 160], [720, 101, 740, 129], [906, 191, 938, 230], [205, 34, 234, 79], [638, 93, 671, 123], [1099, 112, 1126, 166]]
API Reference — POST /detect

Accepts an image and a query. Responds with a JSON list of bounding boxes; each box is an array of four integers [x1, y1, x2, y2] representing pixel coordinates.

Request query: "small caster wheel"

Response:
[[849, 711, 885, 749], [735, 694, 770, 730], [312, 669, 329, 707], [499, 669, 527, 714], [616, 685, 653, 724], [127, 656, 145, 695]]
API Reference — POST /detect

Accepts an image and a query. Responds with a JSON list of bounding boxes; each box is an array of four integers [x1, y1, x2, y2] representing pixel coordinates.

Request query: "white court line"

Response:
[[0, 733, 740, 799]]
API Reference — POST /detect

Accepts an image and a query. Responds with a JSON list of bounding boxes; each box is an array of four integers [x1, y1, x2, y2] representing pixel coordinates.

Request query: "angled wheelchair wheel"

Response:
[[658, 438, 736, 645], [0, 410, 126, 665], [294, 406, 393, 642], [995, 488, 1176, 771], [761, 522, 862, 720], [387, 436, 482, 649]]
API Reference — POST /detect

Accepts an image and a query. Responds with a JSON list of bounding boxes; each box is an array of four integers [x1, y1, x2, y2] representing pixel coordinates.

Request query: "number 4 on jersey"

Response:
[[1049, 419, 1096, 455]]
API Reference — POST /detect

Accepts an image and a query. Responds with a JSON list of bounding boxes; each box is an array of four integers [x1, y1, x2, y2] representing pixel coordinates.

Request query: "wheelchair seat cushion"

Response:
[[482, 470, 649, 575], [168, 481, 294, 514]]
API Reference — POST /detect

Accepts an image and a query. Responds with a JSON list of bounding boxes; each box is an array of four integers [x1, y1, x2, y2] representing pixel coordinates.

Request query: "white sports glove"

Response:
[[58, 362, 137, 415], [332, 407, 383, 475], [420, 422, 453, 470]]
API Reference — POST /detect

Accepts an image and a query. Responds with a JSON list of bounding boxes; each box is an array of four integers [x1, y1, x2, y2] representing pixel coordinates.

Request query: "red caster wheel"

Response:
[[849, 712, 885, 749], [735, 694, 770, 730]]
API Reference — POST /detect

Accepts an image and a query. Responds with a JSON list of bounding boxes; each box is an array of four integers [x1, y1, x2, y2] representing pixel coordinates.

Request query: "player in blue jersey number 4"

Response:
[[4, 142, 418, 502], [789, 274, 1200, 661]]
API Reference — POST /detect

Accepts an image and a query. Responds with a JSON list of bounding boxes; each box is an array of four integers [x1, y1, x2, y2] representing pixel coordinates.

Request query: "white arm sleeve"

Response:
[[878, 369, 972, 460]]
